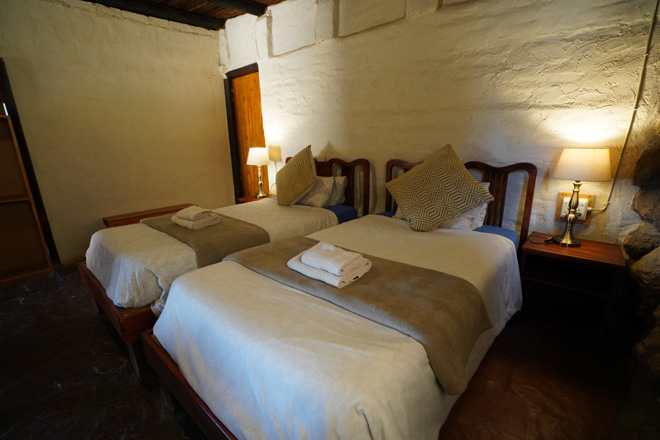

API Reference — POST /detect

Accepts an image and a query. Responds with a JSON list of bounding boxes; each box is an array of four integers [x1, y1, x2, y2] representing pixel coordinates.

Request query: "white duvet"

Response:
[[85, 199, 338, 312], [154, 214, 522, 439]]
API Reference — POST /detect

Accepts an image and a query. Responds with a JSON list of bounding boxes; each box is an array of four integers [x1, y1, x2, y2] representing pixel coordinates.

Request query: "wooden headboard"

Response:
[[284, 157, 371, 216], [385, 159, 537, 247]]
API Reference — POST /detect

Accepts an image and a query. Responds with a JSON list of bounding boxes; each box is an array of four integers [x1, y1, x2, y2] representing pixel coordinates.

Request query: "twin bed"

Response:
[[79, 157, 370, 376], [136, 155, 537, 439]]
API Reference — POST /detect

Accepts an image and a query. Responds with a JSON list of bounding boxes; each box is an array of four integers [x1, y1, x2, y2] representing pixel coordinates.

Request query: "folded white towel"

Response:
[[287, 251, 372, 289], [176, 205, 214, 222], [300, 241, 363, 276], [171, 214, 221, 230]]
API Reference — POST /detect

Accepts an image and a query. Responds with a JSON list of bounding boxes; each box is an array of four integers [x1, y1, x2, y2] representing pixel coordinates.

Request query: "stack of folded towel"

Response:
[[171, 205, 221, 230], [287, 241, 372, 288]]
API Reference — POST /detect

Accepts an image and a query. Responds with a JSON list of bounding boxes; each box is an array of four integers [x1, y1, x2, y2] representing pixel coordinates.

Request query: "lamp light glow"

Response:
[[268, 146, 282, 163]]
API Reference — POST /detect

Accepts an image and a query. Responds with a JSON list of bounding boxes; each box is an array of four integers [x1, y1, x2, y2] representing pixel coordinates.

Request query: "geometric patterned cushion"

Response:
[[276, 145, 317, 206], [385, 144, 494, 232]]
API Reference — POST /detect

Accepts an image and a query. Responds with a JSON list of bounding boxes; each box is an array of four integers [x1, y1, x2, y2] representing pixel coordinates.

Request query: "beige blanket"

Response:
[[224, 236, 492, 395], [142, 213, 270, 268]]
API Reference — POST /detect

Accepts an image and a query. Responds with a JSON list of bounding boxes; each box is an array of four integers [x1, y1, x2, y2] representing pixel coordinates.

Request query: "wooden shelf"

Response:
[[0, 115, 52, 287], [0, 195, 30, 203]]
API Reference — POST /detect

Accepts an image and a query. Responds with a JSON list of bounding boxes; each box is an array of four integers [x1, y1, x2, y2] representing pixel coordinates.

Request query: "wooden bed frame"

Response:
[[140, 158, 537, 439], [385, 159, 537, 249], [78, 157, 370, 378]]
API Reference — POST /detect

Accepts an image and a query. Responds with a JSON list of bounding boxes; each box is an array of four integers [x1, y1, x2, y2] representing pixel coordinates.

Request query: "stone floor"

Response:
[[1, 265, 659, 439]]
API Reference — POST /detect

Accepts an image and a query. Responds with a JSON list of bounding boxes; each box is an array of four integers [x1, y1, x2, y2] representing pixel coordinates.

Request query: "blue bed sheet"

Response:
[[267, 197, 357, 224], [327, 205, 358, 223], [376, 211, 518, 248], [473, 225, 518, 249]]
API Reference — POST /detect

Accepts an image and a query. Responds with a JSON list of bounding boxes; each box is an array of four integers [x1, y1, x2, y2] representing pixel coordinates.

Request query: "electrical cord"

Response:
[[527, 233, 555, 245], [596, 0, 660, 212]]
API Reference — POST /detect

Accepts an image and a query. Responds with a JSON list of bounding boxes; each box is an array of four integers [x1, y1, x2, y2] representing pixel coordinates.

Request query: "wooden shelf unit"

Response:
[[0, 115, 53, 287]]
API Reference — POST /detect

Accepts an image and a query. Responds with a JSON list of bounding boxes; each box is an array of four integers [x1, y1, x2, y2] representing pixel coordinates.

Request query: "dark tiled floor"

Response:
[[1, 266, 659, 439], [0, 266, 203, 440]]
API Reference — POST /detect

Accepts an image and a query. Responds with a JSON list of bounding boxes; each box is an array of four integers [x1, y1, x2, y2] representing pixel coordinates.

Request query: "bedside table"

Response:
[[237, 195, 275, 203], [103, 204, 192, 227], [520, 232, 626, 343]]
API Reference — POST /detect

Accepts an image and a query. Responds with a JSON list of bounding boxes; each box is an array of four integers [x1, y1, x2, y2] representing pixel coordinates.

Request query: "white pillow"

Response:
[[438, 182, 491, 229], [296, 176, 334, 208], [326, 176, 348, 207], [394, 183, 490, 230]]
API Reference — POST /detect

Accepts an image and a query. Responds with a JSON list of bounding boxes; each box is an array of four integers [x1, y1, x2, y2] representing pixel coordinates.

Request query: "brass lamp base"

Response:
[[553, 180, 582, 247], [552, 231, 581, 247], [254, 167, 267, 198]]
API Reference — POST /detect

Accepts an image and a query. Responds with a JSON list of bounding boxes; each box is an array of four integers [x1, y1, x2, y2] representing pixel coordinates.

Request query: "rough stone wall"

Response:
[[0, 0, 235, 264], [626, 147, 660, 381], [219, 0, 659, 245]]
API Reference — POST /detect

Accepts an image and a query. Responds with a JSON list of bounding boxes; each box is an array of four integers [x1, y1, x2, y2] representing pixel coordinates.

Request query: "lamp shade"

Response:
[[552, 148, 612, 182], [246, 147, 270, 166], [268, 146, 282, 162]]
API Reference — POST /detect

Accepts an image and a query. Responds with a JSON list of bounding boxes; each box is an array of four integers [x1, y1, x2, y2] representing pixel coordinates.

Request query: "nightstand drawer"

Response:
[[520, 232, 626, 344], [521, 253, 617, 298]]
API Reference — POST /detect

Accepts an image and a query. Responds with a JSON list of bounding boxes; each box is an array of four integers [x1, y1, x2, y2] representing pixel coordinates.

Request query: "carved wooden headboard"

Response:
[[283, 157, 371, 216], [385, 159, 537, 247]]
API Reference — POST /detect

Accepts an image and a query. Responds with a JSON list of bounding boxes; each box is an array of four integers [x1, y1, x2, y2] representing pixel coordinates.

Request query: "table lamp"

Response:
[[246, 147, 270, 198], [551, 148, 612, 247], [268, 146, 282, 164]]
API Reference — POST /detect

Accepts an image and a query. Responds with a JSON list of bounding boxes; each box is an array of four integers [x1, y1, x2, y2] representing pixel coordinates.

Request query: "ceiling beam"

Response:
[[82, 0, 226, 30], [204, 0, 267, 16]]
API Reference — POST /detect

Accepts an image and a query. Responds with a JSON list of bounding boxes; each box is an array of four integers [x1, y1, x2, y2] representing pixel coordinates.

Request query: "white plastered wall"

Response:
[[220, 0, 660, 244], [0, 0, 235, 264]]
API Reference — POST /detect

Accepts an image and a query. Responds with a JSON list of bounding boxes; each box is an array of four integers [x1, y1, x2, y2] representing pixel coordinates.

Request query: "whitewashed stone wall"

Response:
[[220, 0, 660, 244], [1, 0, 234, 264]]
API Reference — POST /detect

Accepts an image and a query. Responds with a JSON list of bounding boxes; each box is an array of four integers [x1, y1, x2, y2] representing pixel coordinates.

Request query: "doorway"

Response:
[[224, 63, 269, 201]]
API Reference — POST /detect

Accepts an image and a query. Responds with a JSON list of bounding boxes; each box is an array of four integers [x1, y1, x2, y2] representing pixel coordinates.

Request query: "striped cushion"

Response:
[[296, 176, 334, 208], [276, 146, 317, 206], [386, 145, 494, 232]]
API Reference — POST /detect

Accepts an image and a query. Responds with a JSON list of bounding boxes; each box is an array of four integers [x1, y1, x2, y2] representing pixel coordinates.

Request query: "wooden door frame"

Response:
[[224, 63, 260, 202]]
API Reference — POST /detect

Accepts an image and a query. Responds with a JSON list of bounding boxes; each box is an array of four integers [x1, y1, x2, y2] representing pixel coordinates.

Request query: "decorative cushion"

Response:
[[276, 146, 317, 206], [440, 201, 488, 229], [297, 176, 334, 208], [326, 176, 348, 207], [394, 183, 491, 230], [386, 145, 494, 232]]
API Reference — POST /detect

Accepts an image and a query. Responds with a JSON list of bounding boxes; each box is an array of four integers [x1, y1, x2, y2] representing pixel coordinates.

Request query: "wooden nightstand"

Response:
[[237, 195, 275, 203], [520, 232, 626, 343], [102, 204, 192, 228]]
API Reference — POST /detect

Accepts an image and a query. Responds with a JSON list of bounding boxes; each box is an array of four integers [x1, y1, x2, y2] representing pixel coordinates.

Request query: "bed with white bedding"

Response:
[[78, 157, 370, 377], [142, 157, 538, 439], [86, 199, 339, 311], [151, 215, 522, 440]]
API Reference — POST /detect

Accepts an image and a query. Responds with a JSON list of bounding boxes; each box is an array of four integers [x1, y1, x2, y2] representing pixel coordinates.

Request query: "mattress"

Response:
[[154, 214, 522, 439], [85, 199, 340, 312]]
